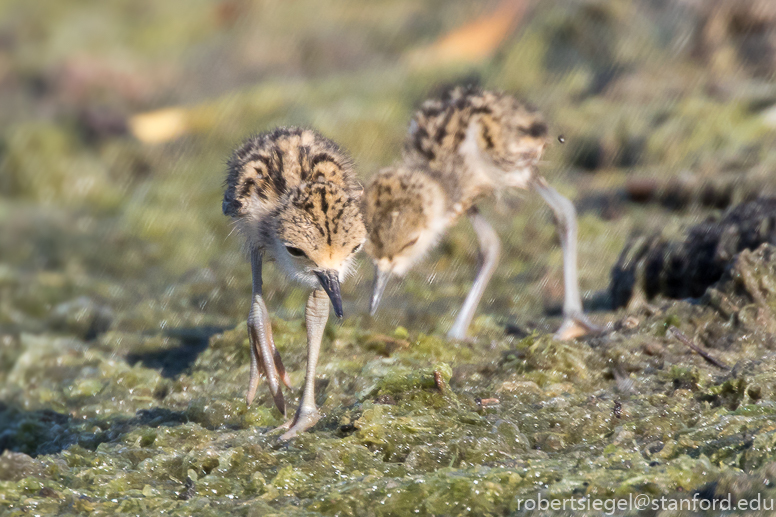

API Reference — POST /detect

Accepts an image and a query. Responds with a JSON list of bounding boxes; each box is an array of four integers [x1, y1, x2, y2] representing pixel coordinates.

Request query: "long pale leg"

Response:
[[448, 208, 501, 340], [246, 249, 291, 416], [533, 177, 601, 340], [279, 289, 329, 441]]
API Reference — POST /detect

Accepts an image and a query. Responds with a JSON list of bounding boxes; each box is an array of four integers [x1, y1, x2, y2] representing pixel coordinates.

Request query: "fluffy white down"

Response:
[[459, 120, 533, 190]]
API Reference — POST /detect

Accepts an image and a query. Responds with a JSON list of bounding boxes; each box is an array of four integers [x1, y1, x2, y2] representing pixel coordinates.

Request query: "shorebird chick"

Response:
[[223, 127, 365, 440], [364, 86, 598, 340]]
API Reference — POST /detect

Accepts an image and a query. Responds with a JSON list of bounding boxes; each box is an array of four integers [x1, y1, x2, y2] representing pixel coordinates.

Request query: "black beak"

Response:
[[314, 269, 343, 318], [369, 266, 390, 316]]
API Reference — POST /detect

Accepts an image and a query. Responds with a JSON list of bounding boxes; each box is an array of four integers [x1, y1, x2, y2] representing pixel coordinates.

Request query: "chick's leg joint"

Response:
[[279, 288, 329, 441], [246, 249, 291, 415]]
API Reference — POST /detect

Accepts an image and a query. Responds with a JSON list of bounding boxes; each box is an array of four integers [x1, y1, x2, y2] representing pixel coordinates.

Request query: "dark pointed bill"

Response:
[[370, 266, 390, 316], [314, 269, 343, 318]]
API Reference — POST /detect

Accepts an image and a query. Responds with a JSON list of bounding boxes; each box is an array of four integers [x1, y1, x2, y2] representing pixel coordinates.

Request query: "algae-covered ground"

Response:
[[4, 0, 776, 515]]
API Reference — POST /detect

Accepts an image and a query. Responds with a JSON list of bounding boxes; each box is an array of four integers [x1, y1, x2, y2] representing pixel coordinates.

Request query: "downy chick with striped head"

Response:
[[365, 86, 598, 340], [223, 127, 366, 440], [363, 165, 451, 283], [408, 86, 549, 203], [363, 161, 502, 341]]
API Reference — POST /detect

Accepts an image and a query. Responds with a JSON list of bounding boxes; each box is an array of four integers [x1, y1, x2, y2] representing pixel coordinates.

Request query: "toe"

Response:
[[278, 408, 321, 441], [555, 315, 602, 341], [273, 349, 292, 389]]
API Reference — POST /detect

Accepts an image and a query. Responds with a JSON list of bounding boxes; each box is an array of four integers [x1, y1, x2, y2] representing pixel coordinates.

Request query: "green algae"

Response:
[[7, 276, 776, 514]]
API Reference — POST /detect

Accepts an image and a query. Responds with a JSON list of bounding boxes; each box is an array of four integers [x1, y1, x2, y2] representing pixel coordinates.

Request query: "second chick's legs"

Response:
[[532, 177, 601, 340], [448, 208, 501, 340]]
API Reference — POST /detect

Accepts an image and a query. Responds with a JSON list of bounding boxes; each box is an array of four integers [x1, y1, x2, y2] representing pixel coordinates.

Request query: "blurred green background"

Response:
[[2, 0, 775, 334]]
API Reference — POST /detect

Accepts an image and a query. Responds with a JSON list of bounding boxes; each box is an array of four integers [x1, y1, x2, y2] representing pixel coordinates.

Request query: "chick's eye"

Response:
[[400, 237, 419, 251], [285, 246, 307, 258]]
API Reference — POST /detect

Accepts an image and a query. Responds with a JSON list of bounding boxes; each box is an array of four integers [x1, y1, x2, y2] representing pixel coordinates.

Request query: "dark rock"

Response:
[[610, 198, 776, 308]]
